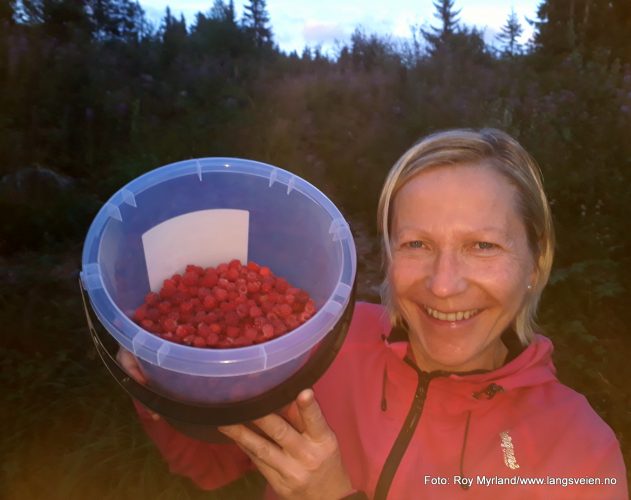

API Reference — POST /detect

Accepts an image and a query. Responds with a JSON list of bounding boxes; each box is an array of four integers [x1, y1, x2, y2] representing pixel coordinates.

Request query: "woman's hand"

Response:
[[116, 346, 160, 421], [218, 389, 353, 500]]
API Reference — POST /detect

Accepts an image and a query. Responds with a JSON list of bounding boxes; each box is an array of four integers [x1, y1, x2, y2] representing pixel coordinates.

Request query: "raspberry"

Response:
[[261, 323, 274, 339], [145, 292, 159, 305], [134, 305, 147, 321], [157, 301, 172, 313], [162, 317, 177, 331], [278, 303, 292, 318], [146, 308, 160, 320], [247, 281, 260, 293], [274, 278, 289, 293], [244, 327, 258, 341], [182, 271, 199, 286], [304, 300, 316, 315], [186, 264, 204, 275], [197, 324, 210, 337], [203, 295, 217, 310], [179, 301, 194, 314], [201, 271, 218, 287], [225, 325, 240, 338], [285, 314, 299, 329], [132, 259, 318, 349], [236, 304, 249, 318]]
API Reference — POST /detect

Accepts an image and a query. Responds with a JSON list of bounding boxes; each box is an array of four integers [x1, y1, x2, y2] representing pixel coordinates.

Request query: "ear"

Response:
[[529, 250, 542, 290]]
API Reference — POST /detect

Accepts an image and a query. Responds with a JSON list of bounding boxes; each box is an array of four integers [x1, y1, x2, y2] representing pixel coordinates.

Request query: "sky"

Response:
[[139, 0, 542, 54]]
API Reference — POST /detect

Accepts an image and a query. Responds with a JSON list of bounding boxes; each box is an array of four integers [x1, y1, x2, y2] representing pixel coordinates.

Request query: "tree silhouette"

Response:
[[210, 0, 236, 24], [496, 8, 524, 56], [421, 0, 461, 53], [532, 0, 631, 62], [242, 0, 272, 48]]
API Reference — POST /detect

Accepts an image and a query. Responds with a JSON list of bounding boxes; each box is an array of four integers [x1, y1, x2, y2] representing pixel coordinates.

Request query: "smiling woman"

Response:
[[120, 128, 627, 499], [388, 164, 537, 373]]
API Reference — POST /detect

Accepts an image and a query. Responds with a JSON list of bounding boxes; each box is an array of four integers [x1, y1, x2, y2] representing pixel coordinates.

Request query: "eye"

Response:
[[404, 240, 424, 249], [474, 241, 498, 251]]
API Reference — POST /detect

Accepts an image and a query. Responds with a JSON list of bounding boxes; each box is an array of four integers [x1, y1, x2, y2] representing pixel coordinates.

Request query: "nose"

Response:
[[427, 249, 467, 297]]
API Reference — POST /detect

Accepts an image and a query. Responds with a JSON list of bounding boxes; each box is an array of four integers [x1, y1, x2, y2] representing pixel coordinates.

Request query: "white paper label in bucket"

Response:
[[142, 209, 249, 291]]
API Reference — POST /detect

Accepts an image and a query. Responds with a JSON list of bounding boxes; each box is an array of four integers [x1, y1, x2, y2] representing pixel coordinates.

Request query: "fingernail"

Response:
[[299, 388, 314, 403]]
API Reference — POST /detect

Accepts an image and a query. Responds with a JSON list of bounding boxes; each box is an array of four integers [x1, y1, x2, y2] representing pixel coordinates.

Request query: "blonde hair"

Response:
[[377, 128, 555, 345]]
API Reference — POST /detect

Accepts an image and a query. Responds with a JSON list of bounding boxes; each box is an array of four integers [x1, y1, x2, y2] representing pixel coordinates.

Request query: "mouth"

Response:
[[424, 305, 481, 322]]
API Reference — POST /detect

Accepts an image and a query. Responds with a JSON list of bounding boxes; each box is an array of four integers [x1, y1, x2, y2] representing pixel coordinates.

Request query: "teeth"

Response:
[[425, 306, 479, 322]]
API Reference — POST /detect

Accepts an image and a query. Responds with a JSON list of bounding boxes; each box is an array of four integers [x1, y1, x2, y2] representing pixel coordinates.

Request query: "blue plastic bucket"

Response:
[[81, 158, 356, 405]]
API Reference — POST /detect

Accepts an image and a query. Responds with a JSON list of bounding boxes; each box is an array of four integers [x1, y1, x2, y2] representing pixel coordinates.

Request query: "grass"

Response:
[[1, 348, 266, 499]]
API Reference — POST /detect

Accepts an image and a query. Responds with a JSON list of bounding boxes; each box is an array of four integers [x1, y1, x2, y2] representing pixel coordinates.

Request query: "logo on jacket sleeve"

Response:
[[499, 431, 520, 470]]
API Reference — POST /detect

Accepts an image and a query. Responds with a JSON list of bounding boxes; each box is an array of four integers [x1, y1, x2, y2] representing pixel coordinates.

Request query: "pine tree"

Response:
[[421, 0, 461, 53], [242, 0, 272, 48], [496, 8, 524, 57], [210, 0, 235, 24], [160, 6, 187, 64], [90, 0, 147, 42], [532, 0, 631, 62]]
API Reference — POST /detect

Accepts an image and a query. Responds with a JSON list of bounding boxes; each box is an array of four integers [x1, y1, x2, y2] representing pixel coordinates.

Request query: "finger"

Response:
[[233, 442, 287, 487], [218, 423, 294, 471], [279, 400, 306, 433], [116, 347, 147, 384], [252, 413, 305, 455], [296, 389, 330, 441]]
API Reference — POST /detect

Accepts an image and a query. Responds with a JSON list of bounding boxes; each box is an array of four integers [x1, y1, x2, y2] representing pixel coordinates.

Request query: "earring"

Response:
[[527, 284, 533, 290]]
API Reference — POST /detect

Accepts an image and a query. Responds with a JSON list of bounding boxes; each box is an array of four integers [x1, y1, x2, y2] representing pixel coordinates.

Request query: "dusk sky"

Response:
[[139, 0, 542, 54]]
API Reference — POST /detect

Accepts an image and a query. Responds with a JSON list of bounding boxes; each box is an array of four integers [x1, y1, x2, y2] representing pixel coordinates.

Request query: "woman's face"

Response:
[[389, 163, 536, 372]]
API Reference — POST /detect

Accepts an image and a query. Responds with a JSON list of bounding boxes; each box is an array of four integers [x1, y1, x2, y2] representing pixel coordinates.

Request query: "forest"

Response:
[[1, 0, 630, 497]]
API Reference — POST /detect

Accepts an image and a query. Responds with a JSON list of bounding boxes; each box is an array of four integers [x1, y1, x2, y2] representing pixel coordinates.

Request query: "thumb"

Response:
[[296, 389, 330, 440]]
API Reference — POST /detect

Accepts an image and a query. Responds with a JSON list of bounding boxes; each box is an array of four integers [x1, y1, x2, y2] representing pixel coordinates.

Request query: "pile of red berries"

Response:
[[132, 259, 316, 348]]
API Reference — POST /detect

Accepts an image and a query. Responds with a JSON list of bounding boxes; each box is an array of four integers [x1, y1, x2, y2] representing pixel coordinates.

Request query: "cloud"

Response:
[[302, 21, 347, 45]]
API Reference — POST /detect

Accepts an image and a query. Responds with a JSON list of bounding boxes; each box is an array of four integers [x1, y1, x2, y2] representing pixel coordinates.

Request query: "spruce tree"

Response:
[[242, 0, 272, 48], [210, 0, 235, 24], [421, 0, 461, 53], [496, 8, 524, 57]]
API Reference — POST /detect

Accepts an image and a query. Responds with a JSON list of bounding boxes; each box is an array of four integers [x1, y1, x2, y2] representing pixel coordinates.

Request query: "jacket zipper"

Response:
[[373, 365, 430, 500]]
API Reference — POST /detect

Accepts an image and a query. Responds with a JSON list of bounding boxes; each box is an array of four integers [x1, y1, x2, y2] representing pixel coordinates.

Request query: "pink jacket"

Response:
[[135, 302, 628, 499]]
